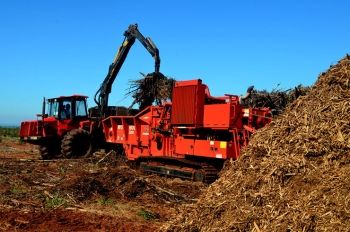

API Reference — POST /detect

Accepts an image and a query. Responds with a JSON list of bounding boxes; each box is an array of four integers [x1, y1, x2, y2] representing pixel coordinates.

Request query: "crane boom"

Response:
[[94, 24, 160, 117]]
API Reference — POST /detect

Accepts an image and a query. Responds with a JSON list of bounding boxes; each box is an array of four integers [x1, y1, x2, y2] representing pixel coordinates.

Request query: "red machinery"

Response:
[[19, 24, 160, 159], [19, 24, 271, 182], [20, 95, 94, 159], [102, 79, 271, 182]]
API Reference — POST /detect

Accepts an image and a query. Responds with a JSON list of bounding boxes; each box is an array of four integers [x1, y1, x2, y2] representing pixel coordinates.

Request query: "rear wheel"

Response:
[[61, 129, 92, 158]]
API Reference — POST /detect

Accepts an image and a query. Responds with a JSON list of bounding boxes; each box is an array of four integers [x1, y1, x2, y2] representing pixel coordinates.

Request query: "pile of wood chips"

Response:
[[127, 72, 175, 109], [165, 55, 350, 231]]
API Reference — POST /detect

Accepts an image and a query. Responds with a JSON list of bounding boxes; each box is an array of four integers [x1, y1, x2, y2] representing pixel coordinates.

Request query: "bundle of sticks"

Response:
[[127, 72, 175, 109], [127, 72, 309, 116], [241, 84, 310, 115]]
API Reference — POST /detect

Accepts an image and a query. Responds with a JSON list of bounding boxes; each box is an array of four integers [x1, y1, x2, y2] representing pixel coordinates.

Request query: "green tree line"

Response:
[[0, 127, 19, 138]]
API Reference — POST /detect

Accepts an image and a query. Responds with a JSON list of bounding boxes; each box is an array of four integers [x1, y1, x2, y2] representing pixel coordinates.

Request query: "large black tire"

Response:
[[61, 129, 92, 158], [39, 139, 60, 160], [39, 144, 53, 160]]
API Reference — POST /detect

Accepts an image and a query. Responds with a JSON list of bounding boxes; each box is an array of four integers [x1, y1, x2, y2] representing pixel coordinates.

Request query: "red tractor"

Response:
[[20, 24, 161, 159], [20, 95, 94, 159]]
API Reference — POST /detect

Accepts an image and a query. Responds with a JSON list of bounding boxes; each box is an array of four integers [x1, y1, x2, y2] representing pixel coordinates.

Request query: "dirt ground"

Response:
[[0, 137, 205, 231]]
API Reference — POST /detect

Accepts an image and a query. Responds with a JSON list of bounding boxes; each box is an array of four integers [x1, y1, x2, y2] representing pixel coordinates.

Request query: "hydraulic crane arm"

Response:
[[94, 24, 160, 116]]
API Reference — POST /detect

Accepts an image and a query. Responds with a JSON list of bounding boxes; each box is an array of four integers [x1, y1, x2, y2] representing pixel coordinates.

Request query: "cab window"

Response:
[[76, 99, 87, 117], [48, 101, 59, 117], [61, 100, 71, 119]]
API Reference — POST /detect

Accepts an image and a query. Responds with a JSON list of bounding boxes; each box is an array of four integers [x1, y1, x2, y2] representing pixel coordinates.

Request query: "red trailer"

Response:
[[102, 79, 271, 182]]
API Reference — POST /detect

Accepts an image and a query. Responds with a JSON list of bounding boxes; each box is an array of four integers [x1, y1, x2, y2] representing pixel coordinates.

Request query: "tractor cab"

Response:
[[20, 95, 90, 144], [46, 95, 88, 121]]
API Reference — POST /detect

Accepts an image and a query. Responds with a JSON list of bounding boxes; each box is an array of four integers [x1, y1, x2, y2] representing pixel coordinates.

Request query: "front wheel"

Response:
[[39, 138, 60, 160], [61, 129, 92, 158], [39, 144, 53, 160]]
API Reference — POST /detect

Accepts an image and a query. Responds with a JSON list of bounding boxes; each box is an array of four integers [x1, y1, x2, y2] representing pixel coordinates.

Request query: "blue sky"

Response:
[[0, 1, 349, 125]]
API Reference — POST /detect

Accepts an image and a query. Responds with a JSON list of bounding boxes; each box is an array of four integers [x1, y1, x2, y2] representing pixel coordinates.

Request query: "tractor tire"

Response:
[[61, 129, 92, 158], [39, 145, 53, 160], [39, 138, 61, 160]]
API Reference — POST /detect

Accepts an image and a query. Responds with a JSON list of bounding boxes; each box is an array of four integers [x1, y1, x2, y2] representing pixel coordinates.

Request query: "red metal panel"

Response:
[[140, 125, 150, 146], [171, 79, 205, 126], [174, 136, 194, 155], [171, 85, 196, 125], [102, 117, 113, 142], [203, 104, 231, 128], [175, 138, 239, 159], [19, 121, 39, 137], [150, 136, 172, 157], [193, 140, 229, 159], [125, 121, 137, 145]]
